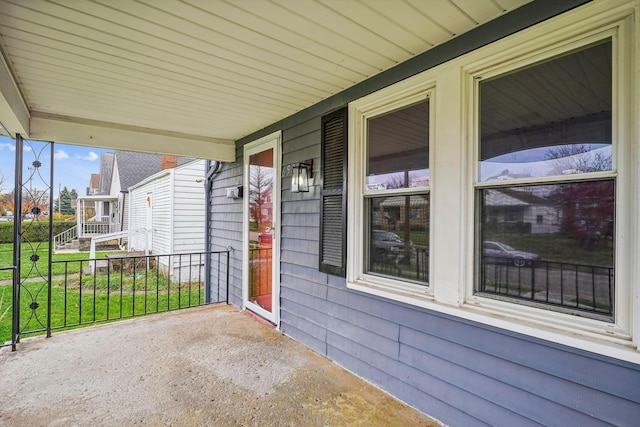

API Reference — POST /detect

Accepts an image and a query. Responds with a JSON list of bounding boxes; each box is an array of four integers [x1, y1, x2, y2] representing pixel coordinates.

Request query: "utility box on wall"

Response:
[[226, 186, 243, 199]]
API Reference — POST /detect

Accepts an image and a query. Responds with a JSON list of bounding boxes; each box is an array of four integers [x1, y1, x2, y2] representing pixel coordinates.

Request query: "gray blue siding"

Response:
[[207, 1, 640, 425]]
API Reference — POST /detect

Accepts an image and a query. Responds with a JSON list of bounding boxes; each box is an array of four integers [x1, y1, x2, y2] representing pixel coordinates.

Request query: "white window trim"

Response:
[[347, 0, 640, 364], [347, 81, 435, 302]]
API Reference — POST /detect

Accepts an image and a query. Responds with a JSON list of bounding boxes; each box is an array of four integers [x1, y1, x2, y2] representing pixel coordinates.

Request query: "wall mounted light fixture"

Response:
[[291, 160, 313, 193]]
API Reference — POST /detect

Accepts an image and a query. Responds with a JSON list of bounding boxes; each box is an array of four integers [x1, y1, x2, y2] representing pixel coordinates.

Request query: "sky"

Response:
[[0, 135, 105, 196]]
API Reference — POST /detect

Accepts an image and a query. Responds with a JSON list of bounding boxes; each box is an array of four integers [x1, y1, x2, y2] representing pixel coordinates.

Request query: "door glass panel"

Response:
[[248, 148, 274, 313]]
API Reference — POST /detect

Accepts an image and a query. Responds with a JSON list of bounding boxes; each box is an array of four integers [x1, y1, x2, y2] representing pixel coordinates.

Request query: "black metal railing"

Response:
[[249, 247, 272, 297], [479, 257, 614, 317], [12, 250, 230, 336], [0, 265, 16, 348], [370, 247, 429, 283]]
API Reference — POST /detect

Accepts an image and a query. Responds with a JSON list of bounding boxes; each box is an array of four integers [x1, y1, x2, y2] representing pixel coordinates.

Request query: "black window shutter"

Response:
[[319, 107, 347, 277]]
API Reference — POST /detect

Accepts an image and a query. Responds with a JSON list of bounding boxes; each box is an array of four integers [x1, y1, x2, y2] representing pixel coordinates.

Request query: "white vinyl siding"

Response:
[[173, 161, 206, 254], [128, 160, 205, 279]]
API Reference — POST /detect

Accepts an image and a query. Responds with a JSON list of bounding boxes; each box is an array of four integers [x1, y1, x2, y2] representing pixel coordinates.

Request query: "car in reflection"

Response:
[[482, 241, 539, 267], [372, 230, 415, 263], [258, 227, 272, 244]]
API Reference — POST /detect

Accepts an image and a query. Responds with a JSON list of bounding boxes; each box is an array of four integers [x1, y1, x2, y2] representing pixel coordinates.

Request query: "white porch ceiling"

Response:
[[0, 0, 530, 161]]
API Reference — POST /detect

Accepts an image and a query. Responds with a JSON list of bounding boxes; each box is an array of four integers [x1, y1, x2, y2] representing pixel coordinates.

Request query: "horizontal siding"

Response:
[[128, 186, 146, 250], [328, 344, 488, 427], [210, 4, 640, 426], [173, 160, 206, 254], [400, 327, 637, 426], [128, 175, 171, 254], [152, 177, 172, 255], [209, 161, 243, 307], [274, 105, 640, 426]]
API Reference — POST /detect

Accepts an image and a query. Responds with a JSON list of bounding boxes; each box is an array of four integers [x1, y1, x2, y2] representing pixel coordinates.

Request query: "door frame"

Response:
[[242, 131, 281, 325]]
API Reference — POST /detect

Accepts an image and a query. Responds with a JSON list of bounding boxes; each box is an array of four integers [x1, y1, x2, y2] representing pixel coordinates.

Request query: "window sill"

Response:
[[347, 275, 434, 308]]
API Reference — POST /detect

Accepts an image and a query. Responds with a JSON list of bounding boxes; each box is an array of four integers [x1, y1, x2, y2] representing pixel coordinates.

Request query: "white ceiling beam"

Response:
[[29, 112, 236, 162], [0, 47, 29, 137]]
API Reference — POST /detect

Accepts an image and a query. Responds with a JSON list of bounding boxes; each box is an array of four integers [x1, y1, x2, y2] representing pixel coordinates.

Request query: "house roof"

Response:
[[99, 152, 114, 194], [485, 187, 554, 208], [114, 151, 193, 191], [0, 0, 538, 160], [129, 159, 205, 191]]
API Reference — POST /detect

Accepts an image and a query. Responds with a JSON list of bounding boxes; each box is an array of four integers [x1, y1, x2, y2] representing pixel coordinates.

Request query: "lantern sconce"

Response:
[[291, 160, 313, 193]]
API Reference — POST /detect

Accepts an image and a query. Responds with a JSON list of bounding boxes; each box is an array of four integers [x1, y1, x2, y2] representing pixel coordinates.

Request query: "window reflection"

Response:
[[368, 195, 429, 283], [480, 41, 612, 182], [478, 181, 614, 317], [367, 100, 429, 190]]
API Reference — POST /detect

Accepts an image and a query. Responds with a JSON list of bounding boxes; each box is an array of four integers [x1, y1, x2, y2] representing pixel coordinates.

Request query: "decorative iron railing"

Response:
[[0, 266, 16, 348], [13, 250, 230, 338], [248, 247, 272, 300], [479, 257, 614, 317], [369, 247, 429, 283]]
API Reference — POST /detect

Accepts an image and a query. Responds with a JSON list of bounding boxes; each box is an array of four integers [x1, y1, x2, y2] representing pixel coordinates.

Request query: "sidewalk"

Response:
[[0, 305, 441, 426]]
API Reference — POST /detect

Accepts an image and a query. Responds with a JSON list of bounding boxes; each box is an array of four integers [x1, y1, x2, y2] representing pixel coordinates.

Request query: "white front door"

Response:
[[243, 132, 281, 325]]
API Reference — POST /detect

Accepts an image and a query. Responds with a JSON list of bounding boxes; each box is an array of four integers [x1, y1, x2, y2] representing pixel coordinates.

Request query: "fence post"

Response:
[[11, 134, 23, 351], [226, 250, 230, 304]]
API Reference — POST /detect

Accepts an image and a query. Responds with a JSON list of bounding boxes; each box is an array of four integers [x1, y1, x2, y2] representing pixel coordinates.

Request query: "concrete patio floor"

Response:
[[0, 305, 441, 426]]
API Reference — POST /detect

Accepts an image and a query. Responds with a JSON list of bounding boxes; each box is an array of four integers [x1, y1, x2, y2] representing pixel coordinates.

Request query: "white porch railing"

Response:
[[54, 225, 78, 248], [81, 222, 112, 236]]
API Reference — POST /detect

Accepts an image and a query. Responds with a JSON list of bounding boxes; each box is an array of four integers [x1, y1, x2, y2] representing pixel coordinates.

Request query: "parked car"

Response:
[[258, 227, 272, 244], [372, 230, 414, 263], [482, 241, 539, 267]]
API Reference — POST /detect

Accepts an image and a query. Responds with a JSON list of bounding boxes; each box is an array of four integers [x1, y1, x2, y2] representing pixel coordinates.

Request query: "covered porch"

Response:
[[75, 194, 120, 237], [0, 305, 438, 426]]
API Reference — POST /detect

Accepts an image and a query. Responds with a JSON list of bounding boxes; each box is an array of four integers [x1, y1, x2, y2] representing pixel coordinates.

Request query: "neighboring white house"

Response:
[[127, 159, 206, 280], [68, 152, 198, 251]]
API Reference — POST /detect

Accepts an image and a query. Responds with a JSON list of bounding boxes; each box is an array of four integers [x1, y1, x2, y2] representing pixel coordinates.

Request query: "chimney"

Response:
[[161, 155, 178, 170]]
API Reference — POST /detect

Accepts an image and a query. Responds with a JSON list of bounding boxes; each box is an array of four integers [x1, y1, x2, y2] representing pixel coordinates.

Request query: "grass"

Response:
[[1, 280, 204, 343], [0, 243, 205, 345], [0, 242, 125, 281]]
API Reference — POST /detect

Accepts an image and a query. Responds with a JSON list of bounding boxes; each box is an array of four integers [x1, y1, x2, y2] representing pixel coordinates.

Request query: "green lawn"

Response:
[[0, 242, 125, 281], [1, 279, 204, 343], [0, 243, 205, 345]]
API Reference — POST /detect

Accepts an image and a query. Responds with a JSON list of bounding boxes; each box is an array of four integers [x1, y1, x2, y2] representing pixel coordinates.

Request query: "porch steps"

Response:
[[56, 237, 120, 252]]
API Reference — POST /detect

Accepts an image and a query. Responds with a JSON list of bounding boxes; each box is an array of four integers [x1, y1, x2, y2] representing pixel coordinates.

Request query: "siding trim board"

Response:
[[212, 1, 640, 425]]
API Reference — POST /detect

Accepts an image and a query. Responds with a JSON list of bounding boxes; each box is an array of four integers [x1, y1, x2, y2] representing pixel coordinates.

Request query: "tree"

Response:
[[249, 165, 272, 227], [22, 188, 49, 216], [2, 190, 14, 214], [550, 180, 614, 250], [55, 186, 75, 215], [0, 170, 6, 215], [544, 144, 612, 175]]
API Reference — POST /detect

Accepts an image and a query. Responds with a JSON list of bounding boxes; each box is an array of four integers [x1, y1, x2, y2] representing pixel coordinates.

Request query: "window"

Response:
[[345, 2, 637, 359], [475, 40, 616, 321], [348, 88, 433, 296]]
